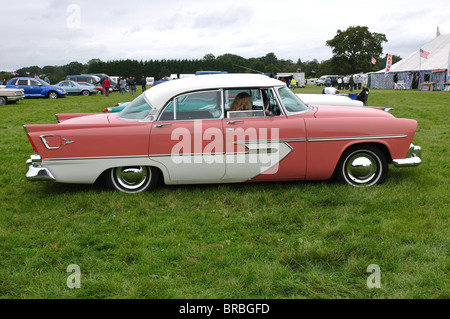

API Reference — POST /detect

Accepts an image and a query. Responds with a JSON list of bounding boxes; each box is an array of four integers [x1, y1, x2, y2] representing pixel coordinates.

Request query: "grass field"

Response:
[[0, 85, 448, 299]]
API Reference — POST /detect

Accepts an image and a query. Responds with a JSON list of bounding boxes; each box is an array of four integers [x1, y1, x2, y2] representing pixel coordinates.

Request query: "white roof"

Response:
[[376, 34, 450, 73], [144, 73, 284, 108]]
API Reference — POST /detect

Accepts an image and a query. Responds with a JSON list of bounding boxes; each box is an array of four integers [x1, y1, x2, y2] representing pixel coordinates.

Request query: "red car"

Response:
[[24, 74, 421, 193]]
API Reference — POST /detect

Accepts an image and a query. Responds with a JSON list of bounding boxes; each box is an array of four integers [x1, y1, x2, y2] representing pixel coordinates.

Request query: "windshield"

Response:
[[117, 94, 153, 121], [277, 87, 308, 112]]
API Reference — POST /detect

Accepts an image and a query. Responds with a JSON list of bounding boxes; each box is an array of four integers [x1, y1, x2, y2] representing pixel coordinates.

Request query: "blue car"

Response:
[[6, 77, 66, 99], [55, 80, 98, 96]]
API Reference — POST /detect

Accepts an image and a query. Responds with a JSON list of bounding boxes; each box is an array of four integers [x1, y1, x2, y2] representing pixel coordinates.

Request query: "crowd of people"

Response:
[[336, 74, 365, 91]]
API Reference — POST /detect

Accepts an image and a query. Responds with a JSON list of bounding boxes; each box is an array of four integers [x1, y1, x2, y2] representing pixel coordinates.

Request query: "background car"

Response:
[[0, 86, 25, 105], [103, 102, 129, 113], [55, 80, 98, 96], [6, 77, 66, 99], [66, 74, 101, 85]]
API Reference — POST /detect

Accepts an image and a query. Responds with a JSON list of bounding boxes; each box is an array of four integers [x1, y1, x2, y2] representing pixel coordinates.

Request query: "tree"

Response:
[[326, 26, 387, 74], [203, 53, 216, 61], [62, 61, 86, 76]]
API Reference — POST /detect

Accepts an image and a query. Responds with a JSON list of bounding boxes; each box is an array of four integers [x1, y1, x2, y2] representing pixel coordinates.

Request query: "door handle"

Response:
[[154, 123, 172, 128], [227, 120, 244, 125]]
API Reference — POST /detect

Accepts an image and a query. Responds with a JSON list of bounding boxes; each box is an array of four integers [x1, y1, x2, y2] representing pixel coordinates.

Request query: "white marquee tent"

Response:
[[369, 33, 450, 90]]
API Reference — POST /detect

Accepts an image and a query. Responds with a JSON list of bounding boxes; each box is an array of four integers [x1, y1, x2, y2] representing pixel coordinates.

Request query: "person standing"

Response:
[[140, 76, 147, 92], [349, 74, 354, 92], [337, 77, 342, 90], [119, 77, 126, 95], [103, 77, 111, 97], [290, 77, 297, 90], [132, 77, 137, 93], [44, 74, 50, 84]]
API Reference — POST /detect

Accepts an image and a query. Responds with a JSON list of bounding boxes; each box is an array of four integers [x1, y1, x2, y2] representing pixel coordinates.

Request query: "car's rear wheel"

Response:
[[105, 166, 158, 193], [335, 145, 388, 187], [82, 90, 90, 96], [48, 92, 58, 99], [0, 97, 6, 105]]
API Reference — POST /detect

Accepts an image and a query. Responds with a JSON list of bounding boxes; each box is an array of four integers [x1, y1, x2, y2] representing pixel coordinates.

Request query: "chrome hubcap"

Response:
[[115, 166, 149, 190], [346, 153, 378, 184]]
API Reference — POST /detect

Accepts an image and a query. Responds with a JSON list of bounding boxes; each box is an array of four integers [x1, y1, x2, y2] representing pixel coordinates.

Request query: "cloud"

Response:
[[1, 0, 449, 71]]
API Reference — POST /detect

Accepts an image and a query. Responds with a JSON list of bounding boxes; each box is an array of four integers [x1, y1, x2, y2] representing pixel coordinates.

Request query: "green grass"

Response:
[[0, 86, 448, 299]]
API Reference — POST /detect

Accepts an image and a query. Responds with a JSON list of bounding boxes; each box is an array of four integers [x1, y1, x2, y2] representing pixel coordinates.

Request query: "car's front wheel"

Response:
[[48, 92, 58, 99], [105, 166, 159, 193], [81, 90, 90, 96], [0, 97, 6, 105], [335, 145, 388, 187]]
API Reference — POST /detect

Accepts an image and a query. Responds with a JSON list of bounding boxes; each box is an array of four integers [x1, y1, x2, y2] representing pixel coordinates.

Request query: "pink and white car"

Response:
[[24, 74, 421, 193]]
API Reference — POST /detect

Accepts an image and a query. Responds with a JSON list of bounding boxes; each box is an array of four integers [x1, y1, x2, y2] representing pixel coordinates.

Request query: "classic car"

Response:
[[24, 74, 422, 193], [6, 77, 66, 99], [55, 80, 98, 96], [0, 85, 25, 105]]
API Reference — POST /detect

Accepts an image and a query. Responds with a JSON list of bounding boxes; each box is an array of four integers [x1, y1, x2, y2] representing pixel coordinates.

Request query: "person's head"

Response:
[[230, 92, 252, 111]]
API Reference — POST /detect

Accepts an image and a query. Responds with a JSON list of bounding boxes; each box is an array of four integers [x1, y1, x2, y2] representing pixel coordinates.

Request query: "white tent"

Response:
[[369, 33, 450, 90]]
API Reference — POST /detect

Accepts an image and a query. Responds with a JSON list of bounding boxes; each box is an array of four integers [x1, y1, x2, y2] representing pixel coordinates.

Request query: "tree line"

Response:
[[1, 26, 401, 83]]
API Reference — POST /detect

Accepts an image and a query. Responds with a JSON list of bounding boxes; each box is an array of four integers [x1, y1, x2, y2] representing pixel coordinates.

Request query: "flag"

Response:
[[10, 72, 19, 76], [385, 53, 392, 76], [420, 49, 430, 59], [371, 56, 377, 65]]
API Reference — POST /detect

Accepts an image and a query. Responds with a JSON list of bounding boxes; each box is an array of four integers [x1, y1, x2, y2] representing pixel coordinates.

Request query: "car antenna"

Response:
[[233, 64, 266, 75]]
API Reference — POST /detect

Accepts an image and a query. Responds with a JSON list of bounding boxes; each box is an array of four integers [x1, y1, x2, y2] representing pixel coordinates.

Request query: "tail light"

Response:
[[26, 134, 39, 153]]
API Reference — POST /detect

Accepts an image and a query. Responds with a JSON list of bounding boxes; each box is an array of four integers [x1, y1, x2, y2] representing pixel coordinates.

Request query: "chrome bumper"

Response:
[[26, 154, 55, 181], [393, 143, 422, 167]]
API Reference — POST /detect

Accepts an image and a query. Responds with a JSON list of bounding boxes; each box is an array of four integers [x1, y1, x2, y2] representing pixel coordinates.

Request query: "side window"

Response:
[[30, 80, 41, 86], [18, 80, 28, 85], [224, 88, 282, 118], [10, 79, 18, 85], [159, 90, 222, 121]]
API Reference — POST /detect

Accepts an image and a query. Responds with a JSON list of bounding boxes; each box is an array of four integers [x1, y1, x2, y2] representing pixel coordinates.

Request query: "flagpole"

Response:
[[419, 48, 422, 89]]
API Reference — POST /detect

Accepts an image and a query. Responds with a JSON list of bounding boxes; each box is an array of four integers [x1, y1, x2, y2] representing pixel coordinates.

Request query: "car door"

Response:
[[148, 90, 226, 184], [29, 79, 44, 96], [16, 79, 32, 96], [223, 88, 307, 182]]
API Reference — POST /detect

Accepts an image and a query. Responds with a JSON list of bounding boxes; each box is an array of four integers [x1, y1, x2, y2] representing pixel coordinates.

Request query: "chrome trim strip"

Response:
[[308, 135, 407, 142], [40, 135, 59, 149], [44, 155, 150, 162]]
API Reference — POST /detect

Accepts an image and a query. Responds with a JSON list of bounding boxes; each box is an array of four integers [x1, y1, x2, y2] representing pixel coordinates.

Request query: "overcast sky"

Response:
[[1, 0, 449, 71]]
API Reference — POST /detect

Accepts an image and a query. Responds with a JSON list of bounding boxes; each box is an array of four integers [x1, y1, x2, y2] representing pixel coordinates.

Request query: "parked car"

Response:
[[297, 94, 364, 107], [55, 80, 98, 96], [6, 77, 66, 99], [316, 75, 340, 86], [66, 75, 101, 85], [77, 82, 111, 95], [0, 86, 25, 105], [24, 74, 421, 193], [103, 102, 129, 113], [85, 74, 119, 91]]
